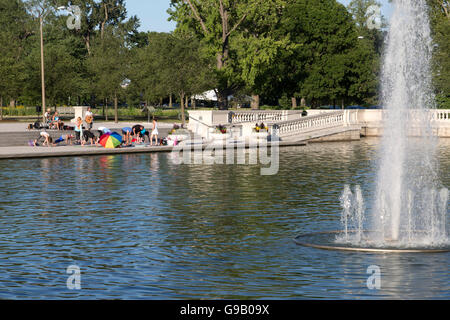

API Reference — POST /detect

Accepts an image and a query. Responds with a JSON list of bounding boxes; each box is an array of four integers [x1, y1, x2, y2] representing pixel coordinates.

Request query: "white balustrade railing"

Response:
[[431, 109, 450, 123], [232, 110, 289, 124], [271, 111, 345, 137], [189, 109, 450, 141]]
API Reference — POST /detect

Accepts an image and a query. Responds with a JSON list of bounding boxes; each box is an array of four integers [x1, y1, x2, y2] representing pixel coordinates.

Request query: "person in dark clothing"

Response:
[[132, 125, 149, 143], [83, 130, 97, 145]]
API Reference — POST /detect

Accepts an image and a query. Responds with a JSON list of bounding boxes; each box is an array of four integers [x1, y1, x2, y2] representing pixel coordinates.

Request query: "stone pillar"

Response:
[[251, 94, 260, 110], [72, 106, 89, 123], [301, 97, 306, 108], [291, 97, 297, 109]]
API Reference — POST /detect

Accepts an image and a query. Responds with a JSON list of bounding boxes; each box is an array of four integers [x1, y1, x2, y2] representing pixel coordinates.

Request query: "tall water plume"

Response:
[[337, 0, 448, 247], [371, 0, 446, 246]]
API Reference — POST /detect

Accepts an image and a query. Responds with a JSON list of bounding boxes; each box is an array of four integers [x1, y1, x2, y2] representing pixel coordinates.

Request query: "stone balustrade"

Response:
[[270, 111, 345, 138], [188, 109, 450, 141], [232, 110, 289, 124], [431, 109, 450, 122]]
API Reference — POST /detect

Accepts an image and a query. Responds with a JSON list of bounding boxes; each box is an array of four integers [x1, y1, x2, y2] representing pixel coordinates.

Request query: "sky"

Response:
[[125, 0, 394, 33]]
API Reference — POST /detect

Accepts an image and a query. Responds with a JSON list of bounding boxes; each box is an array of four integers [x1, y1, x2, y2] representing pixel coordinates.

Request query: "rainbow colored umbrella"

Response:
[[99, 132, 122, 149]]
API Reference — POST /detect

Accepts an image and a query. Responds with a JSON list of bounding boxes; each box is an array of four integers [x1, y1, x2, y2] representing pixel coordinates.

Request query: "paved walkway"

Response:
[[0, 121, 307, 160], [0, 121, 176, 133], [0, 121, 175, 148]]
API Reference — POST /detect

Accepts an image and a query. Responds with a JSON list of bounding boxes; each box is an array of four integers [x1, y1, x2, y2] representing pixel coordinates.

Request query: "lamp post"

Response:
[[39, 10, 49, 122]]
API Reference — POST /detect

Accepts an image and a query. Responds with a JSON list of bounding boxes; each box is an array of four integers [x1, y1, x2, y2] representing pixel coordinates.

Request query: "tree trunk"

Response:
[[180, 92, 186, 127], [101, 3, 108, 40], [291, 97, 297, 109], [192, 98, 196, 110], [105, 98, 109, 121], [10, 99, 15, 108], [40, 17, 46, 121], [217, 91, 229, 110], [216, 51, 230, 110], [84, 33, 91, 56], [114, 92, 118, 123], [185, 95, 189, 109], [169, 94, 173, 108], [301, 97, 306, 108], [342, 99, 345, 110], [251, 94, 260, 110]]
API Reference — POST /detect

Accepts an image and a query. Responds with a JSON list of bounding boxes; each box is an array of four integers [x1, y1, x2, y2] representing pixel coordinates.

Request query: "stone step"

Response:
[[0, 128, 171, 148]]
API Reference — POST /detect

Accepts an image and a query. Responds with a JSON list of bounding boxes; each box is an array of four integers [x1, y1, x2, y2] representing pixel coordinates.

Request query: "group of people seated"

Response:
[[44, 109, 64, 130], [32, 117, 161, 148]]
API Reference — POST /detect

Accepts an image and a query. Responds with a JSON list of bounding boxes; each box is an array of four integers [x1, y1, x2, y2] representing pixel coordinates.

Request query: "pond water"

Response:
[[0, 138, 448, 299]]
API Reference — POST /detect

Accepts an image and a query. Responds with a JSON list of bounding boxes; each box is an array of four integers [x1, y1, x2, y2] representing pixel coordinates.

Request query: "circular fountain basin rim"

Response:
[[294, 231, 450, 253]]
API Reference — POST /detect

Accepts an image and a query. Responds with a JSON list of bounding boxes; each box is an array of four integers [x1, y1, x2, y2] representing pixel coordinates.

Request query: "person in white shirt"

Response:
[[44, 109, 52, 127], [85, 107, 94, 130], [150, 117, 159, 146], [33, 131, 52, 147]]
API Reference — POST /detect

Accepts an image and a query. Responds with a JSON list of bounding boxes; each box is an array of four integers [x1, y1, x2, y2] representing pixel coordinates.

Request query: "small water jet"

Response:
[[295, 0, 449, 252]]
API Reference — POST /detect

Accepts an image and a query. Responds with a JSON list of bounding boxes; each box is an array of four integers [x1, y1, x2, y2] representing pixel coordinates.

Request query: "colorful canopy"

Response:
[[99, 132, 122, 149]]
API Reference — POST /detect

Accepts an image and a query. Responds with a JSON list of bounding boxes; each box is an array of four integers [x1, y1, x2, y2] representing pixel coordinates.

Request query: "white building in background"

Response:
[[192, 90, 218, 102], [191, 90, 252, 108]]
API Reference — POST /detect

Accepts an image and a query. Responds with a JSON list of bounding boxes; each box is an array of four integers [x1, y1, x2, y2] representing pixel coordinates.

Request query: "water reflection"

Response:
[[0, 139, 448, 299]]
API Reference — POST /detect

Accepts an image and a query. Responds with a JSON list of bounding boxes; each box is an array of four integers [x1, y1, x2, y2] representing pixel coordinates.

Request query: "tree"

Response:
[[130, 32, 214, 126], [87, 27, 129, 123], [164, 35, 215, 125], [169, 0, 265, 109], [0, 0, 32, 112], [128, 32, 173, 107], [429, 0, 450, 108], [280, 0, 358, 105], [234, 0, 295, 109]]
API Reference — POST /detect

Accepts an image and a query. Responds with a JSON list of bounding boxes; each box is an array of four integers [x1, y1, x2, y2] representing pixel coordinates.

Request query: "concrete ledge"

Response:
[[0, 141, 308, 160], [361, 126, 450, 137], [0, 145, 174, 160]]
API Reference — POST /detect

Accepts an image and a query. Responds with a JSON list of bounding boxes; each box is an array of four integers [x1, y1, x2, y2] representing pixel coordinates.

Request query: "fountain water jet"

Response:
[[294, 0, 449, 252], [368, 0, 447, 247]]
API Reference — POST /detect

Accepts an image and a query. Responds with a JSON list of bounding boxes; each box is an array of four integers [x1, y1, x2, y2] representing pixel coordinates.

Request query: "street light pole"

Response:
[[40, 14, 46, 122]]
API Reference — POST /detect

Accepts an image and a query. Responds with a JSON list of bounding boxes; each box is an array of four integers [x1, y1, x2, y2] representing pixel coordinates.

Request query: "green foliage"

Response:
[[4, 0, 447, 115], [277, 0, 373, 107], [429, 0, 450, 109], [129, 32, 215, 110], [0, 0, 31, 104], [278, 94, 291, 110], [168, 0, 273, 108], [87, 27, 129, 99]]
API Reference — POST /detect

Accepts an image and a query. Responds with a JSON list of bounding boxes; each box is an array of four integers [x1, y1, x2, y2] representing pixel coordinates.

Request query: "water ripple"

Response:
[[0, 139, 448, 299]]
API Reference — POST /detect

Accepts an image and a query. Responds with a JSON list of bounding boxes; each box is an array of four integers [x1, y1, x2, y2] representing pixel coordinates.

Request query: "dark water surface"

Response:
[[0, 138, 448, 299]]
